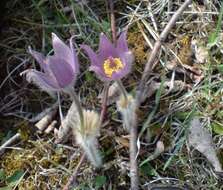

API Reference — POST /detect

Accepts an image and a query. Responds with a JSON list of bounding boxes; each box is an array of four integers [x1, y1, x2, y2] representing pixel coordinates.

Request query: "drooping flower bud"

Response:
[[21, 33, 79, 94]]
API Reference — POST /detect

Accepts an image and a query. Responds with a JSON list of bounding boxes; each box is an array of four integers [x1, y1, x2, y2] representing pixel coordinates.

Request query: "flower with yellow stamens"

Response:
[[103, 57, 124, 77], [81, 31, 134, 81]]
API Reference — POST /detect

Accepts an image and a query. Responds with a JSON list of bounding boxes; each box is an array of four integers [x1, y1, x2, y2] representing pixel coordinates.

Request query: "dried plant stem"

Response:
[[99, 82, 109, 124], [62, 153, 86, 190], [116, 80, 128, 100], [137, 0, 192, 102], [129, 1, 192, 189], [108, 0, 116, 43], [69, 88, 84, 129], [130, 117, 139, 190], [0, 133, 21, 155]]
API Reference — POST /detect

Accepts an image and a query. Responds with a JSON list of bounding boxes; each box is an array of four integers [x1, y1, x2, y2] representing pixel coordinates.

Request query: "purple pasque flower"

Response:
[[21, 33, 79, 94], [81, 31, 133, 81]]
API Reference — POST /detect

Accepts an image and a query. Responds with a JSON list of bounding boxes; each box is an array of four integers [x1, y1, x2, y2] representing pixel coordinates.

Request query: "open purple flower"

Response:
[[21, 33, 79, 93], [81, 31, 133, 81]]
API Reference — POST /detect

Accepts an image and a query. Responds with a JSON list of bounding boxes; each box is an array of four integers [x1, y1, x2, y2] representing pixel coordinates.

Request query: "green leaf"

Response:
[[85, 72, 95, 83], [0, 169, 5, 181], [140, 163, 158, 177], [6, 170, 24, 184], [94, 175, 106, 189], [208, 32, 219, 48], [208, 3, 223, 48], [217, 64, 223, 74], [0, 186, 12, 190], [212, 122, 223, 135]]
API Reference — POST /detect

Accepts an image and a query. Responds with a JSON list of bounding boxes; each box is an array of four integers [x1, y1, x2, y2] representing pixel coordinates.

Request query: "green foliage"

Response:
[[0, 169, 5, 181], [140, 163, 158, 177], [94, 175, 107, 189], [217, 64, 223, 74], [212, 122, 223, 135], [0, 170, 25, 190], [85, 72, 95, 83], [0, 131, 13, 145], [208, 3, 223, 48], [139, 77, 165, 138]]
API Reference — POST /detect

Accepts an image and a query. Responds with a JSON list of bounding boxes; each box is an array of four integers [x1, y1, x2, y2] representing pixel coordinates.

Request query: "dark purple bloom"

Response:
[[21, 33, 79, 93], [81, 31, 133, 81]]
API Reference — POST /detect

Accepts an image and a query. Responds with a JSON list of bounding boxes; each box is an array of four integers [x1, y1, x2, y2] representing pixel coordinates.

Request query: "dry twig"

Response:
[[0, 133, 21, 155], [62, 153, 86, 190], [131, 1, 193, 189], [137, 0, 193, 102]]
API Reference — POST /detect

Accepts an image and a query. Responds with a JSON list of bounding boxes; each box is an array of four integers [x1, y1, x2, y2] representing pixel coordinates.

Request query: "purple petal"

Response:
[[111, 64, 130, 80], [120, 51, 134, 67], [81, 45, 100, 66], [111, 51, 134, 80], [117, 31, 128, 53], [52, 33, 71, 57], [28, 47, 47, 72], [47, 56, 75, 88], [89, 65, 111, 81], [22, 69, 60, 91], [98, 33, 118, 61], [69, 37, 79, 74]]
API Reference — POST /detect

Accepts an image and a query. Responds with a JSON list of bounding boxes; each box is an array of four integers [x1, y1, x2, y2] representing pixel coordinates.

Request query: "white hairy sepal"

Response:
[[20, 69, 56, 98], [73, 110, 102, 167], [116, 94, 136, 131], [57, 101, 80, 142], [76, 134, 102, 167]]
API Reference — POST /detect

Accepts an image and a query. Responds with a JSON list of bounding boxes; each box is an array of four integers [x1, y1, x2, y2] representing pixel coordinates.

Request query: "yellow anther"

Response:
[[103, 57, 124, 77]]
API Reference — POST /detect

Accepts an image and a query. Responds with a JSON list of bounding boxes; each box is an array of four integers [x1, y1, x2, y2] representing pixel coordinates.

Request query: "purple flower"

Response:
[[81, 31, 133, 81], [21, 33, 79, 93]]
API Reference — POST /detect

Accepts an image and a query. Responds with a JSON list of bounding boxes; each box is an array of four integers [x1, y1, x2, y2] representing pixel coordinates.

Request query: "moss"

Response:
[[177, 35, 193, 65], [127, 31, 148, 68], [0, 140, 70, 189]]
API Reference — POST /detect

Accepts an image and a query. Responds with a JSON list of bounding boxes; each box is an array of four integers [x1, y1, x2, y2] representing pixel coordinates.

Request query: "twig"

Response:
[[130, 1, 192, 189], [62, 153, 86, 190], [99, 82, 109, 124], [129, 114, 139, 190], [137, 0, 193, 103], [0, 133, 21, 155], [108, 0, 116, 43], [35, 107, 57, 133]]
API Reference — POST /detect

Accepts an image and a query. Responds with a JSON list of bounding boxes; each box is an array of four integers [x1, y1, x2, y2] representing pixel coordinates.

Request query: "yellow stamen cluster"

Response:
[[103, 57, 124, 77]]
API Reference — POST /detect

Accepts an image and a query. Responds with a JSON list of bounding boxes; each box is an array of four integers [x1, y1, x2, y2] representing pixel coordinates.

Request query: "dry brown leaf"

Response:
[[115, 136, 129, 148], [188, 118, 222, 172], [141, 79, 191, 103], [166, 60, 204, 83], [191, 40, 209, 64]]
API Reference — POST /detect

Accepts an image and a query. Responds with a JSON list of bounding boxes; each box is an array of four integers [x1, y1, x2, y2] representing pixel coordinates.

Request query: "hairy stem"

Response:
[[82, 139, 102, 168], [68, 88, 84, 131], [116, 80, 128, 100], [130, 117, 139, 190], [99, 82, 109, 125]]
